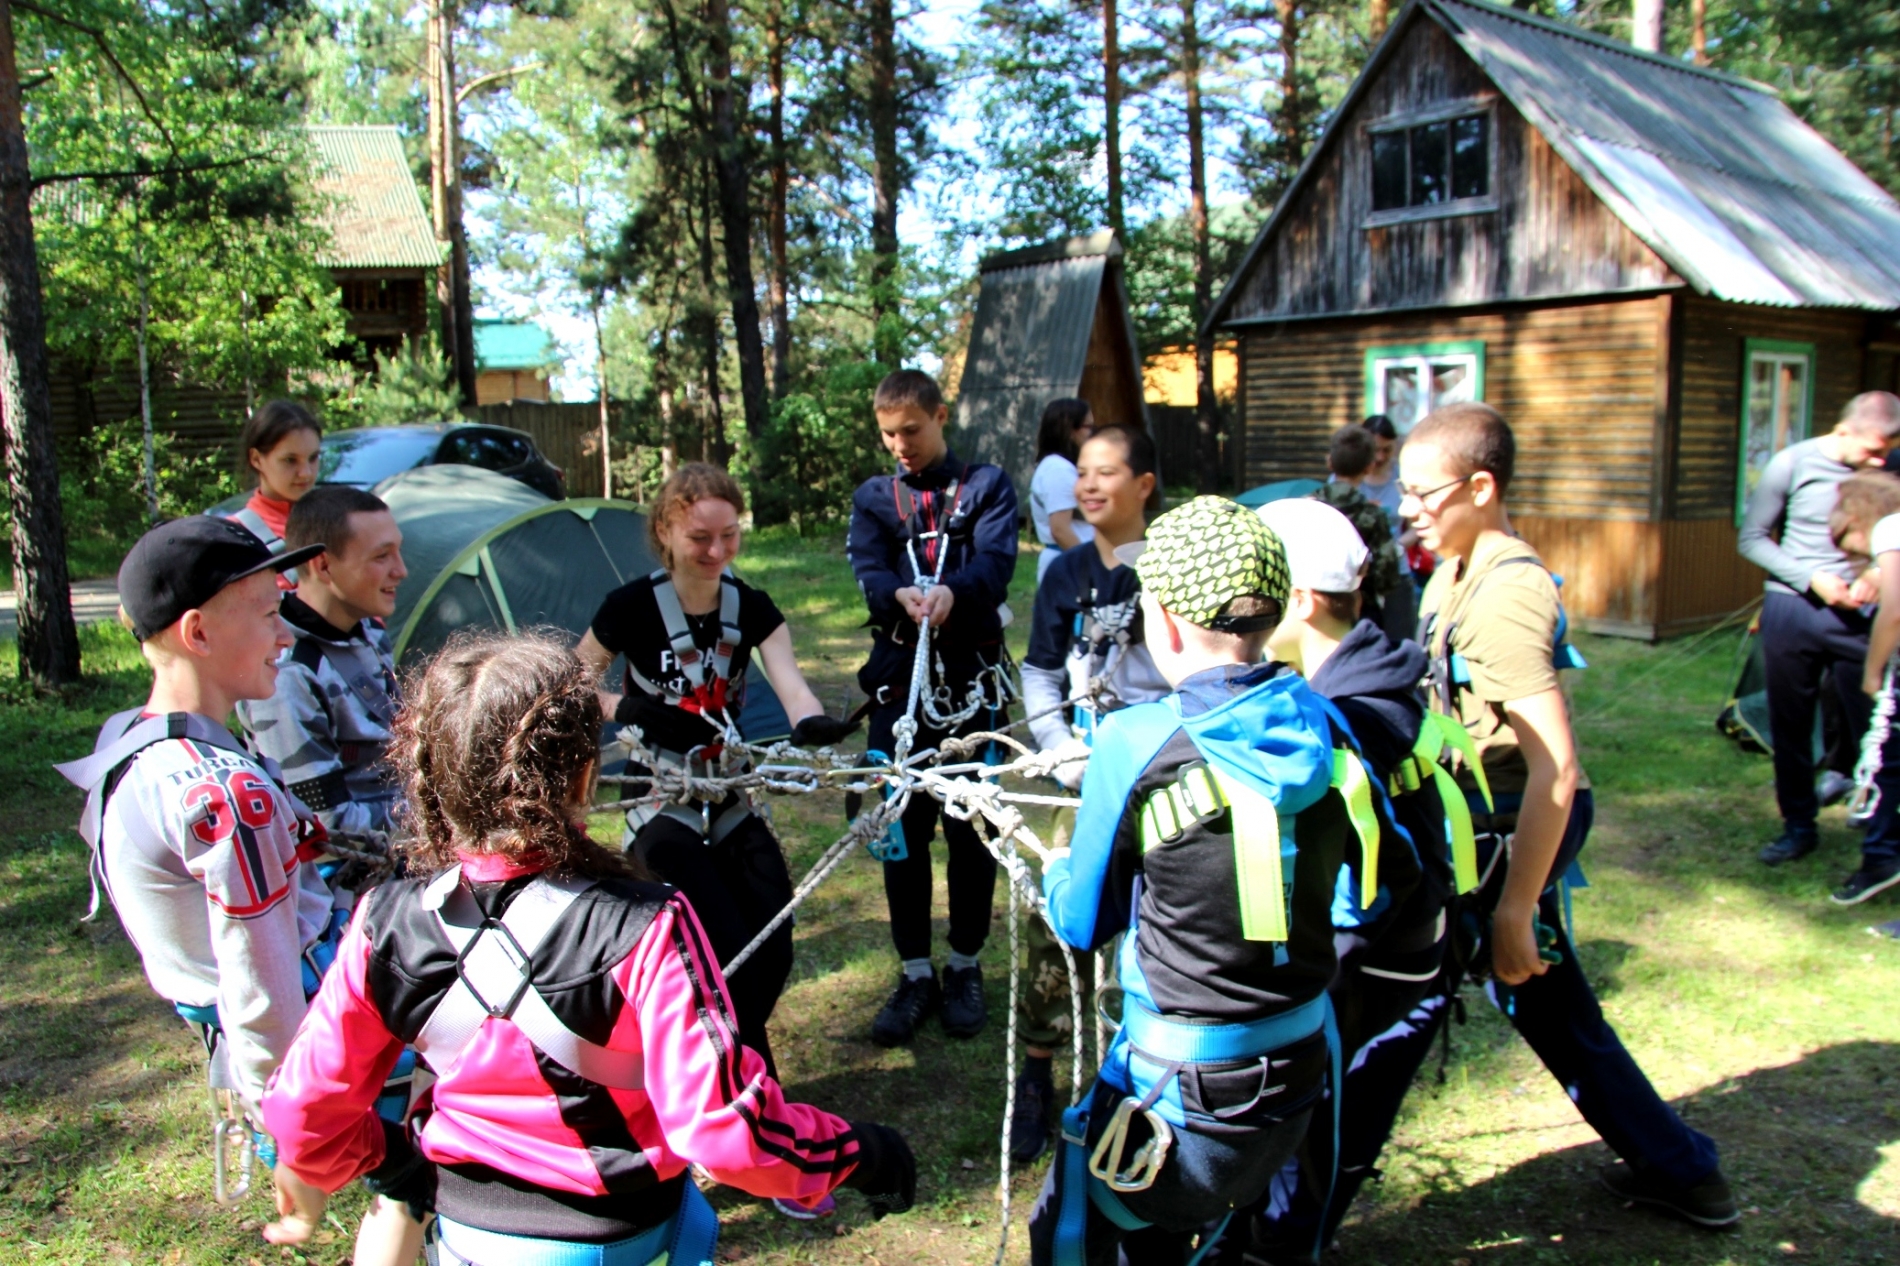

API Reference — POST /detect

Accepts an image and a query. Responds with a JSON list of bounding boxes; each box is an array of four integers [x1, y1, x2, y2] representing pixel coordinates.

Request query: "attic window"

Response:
[[1368, 108, 1493, 222]]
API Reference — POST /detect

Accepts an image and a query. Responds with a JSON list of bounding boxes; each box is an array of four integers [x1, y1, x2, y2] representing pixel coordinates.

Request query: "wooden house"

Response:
[[473, 319, 559, 404], [955, 231, 1150, 500], [1208, 0, 1900, 638], [310, 125, 441, 362]]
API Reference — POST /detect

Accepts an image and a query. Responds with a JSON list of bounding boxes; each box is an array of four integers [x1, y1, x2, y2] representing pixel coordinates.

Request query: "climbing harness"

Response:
[[433, 1179, 719, 1266], [638, 570, 746, 723], [1849, 652, 1898, 825]]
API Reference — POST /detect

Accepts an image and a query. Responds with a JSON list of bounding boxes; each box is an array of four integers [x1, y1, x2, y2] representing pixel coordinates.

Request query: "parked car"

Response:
[[321, 423, 566, 500]]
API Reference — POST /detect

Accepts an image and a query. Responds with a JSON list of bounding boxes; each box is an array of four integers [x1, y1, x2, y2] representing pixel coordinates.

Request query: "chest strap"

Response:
[[1138, 760, 1290, 943], [649, 570, 743, 714], [413, 867, 645, 1091]]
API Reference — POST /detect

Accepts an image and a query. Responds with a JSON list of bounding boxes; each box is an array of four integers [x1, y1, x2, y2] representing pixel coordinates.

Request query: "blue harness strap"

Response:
[[435, 1180, 718, 1266], [1054, 1102, 1094, 1266]]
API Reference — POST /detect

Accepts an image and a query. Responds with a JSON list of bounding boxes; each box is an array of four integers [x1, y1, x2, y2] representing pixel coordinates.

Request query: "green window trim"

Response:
[[1734, 338, 1817, 527], [1362, 340, 1487, 427]]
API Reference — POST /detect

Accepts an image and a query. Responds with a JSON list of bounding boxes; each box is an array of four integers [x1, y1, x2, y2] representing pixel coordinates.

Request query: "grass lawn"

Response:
[[2, 528, 1898, 1264]]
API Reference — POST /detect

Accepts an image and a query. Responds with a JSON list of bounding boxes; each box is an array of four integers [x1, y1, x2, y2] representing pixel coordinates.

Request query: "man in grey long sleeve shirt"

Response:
[[1739, 392, 1900, 865]]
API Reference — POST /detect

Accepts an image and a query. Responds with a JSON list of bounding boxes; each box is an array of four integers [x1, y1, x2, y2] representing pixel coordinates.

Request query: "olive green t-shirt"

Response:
[[1419, 533, 1588, 812]]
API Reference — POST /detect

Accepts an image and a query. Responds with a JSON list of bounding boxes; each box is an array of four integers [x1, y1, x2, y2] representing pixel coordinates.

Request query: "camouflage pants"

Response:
[[1016, 808, 1118, 1049]]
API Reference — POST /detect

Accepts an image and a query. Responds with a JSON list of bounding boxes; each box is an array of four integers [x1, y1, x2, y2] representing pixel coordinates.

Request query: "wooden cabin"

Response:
[[310, 125, 441, 363], [473, 319, 558, 405], [1209, 0, 1900, 638], [955, 231, 1150, 500]]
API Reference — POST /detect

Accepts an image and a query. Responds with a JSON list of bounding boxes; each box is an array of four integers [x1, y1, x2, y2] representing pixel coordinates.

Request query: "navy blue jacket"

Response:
[[847, 450, 1018, 688]]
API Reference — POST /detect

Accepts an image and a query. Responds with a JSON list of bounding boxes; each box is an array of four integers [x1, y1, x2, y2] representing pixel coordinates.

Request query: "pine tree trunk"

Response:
[[593, 298, 611, 499], [0, 0, 78, 687], [706, 0, 769, 442], [426, 0, 459, 392], [767, 11, 791, 398], [1368, 0, 1388, 42], [1184, 0, 1217, 493], [1691, 0, 1706, 63], [1104, 0, 1124, 239], [441, 4, 477, 407], [867, 0, 901, 369], [136, 267, 155, 522], [1277, 0, 1302, 166], [1631, 0, 1664, 52]]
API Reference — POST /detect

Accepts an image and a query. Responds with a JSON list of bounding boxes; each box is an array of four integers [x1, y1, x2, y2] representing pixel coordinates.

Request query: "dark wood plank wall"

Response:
[[468, 402, 608, 499], [1223, 17, 1675, 324], [1510, 515, 1659, 633], [50, 362, 252, 465], [1238, 296, 1663, 519], [1078, 269, 1144, 434]]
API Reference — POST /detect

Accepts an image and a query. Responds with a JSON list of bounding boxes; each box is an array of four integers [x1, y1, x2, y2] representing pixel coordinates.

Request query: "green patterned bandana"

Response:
[[1127, 496, 1289, 629]]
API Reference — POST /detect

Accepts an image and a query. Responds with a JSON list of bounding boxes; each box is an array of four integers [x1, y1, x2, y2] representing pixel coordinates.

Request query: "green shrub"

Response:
[[750, 361, 889, 530]]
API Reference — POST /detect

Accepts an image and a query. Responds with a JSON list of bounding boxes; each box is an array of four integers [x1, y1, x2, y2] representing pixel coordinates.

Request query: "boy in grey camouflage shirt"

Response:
[[238, 486, 408, 836]]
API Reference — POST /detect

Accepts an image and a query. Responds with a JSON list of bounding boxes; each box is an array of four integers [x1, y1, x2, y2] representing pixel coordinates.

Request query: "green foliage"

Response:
[[327, 338, 463, 428], [750, 362, 890, 530]]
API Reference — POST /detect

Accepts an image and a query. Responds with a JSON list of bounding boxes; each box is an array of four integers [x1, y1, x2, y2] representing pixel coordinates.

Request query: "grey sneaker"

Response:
[[1599, 1161, 1739, 1228], [1818, 770, 1855, 807]]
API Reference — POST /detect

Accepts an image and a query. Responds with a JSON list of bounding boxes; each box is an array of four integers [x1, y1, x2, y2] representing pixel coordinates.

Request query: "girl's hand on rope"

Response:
[[791, 714, 859, 747], [1045, 737, 1091, 792], [261, 1163, 329, 1245]]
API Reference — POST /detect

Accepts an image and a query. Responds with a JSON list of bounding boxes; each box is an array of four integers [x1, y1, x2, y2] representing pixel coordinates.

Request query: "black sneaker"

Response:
[[940, 964, 988, 1039], [871, 972, 941, 1048], [1831, 863, 1900, 906], [1598, 1161, 1739, 1229], [1758, 829, 1819, 866], [1008, 1072, 1055, 1165], [1819, 770, 1855, 807]]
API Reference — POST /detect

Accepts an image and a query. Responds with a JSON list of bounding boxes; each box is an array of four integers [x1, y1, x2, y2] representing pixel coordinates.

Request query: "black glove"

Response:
[[614, 692, 721, 754], [791, 713, 859, 748], [842, 1121, 915, 1218], [362, 1117, 435, 1221]]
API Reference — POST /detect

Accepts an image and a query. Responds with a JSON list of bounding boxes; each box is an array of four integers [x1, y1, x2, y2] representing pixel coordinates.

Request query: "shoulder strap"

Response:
[[709, 576, 743, 688], [412, 867, 646, 1090], [650, 570, 707, 694], [55, 711, 259, 920], [225, 505, 283, 552], [1135, 752, 1292, 944]]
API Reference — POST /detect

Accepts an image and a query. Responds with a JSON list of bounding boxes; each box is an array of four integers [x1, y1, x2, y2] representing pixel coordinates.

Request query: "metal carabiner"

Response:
[[1087, 1095, 1173, 1194], [211, 1093, 254, 1206]]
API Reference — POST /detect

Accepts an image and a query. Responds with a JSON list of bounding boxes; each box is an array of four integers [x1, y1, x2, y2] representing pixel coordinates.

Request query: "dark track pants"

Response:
[[632, 806, 794, 1078], [1859, 725, 1900, 872], [867, 699, 1002, 962], [1761, 589, 1872, 833], [1028, 1077, 1316, 1266]]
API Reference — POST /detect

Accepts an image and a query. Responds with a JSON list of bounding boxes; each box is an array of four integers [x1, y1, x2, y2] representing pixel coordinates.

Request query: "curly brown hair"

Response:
[[648, 463, 746, 570], [1830, 470, 1900, 552], [391, 630, 641, 880]]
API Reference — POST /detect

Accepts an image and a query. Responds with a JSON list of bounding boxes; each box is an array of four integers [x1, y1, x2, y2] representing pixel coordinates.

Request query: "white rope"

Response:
[[1849, 653, 1899, 823]]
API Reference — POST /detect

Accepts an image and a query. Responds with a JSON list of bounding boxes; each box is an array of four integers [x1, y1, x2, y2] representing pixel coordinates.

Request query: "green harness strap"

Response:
[[1137, 762, 1290, 942], [1331, 749, 1381, 911], [1413, 713, 1492, 894]]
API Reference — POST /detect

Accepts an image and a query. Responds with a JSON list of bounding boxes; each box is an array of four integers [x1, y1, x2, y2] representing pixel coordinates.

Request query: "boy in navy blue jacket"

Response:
[[1029, 497, 1359, 1266], [847, 369, 1018, 1047]]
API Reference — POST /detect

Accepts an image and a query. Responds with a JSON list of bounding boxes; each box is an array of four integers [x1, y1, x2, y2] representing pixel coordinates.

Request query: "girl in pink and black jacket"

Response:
[[260, 633, 914, 1264]]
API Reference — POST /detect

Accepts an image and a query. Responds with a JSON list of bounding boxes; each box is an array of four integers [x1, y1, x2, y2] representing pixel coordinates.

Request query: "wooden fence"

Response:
[[469, 401, 610, 499]]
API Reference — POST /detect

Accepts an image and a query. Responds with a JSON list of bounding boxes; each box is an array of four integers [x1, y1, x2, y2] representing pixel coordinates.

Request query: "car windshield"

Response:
[[321, 429, 443, 486]]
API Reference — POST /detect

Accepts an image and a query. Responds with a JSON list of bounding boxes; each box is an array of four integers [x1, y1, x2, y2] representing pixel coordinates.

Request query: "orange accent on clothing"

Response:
[[247, 491, 293, 540]]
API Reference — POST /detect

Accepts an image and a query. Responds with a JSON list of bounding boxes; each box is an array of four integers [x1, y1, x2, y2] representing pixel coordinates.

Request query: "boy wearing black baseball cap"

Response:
[[58, 517, 335, 1152]]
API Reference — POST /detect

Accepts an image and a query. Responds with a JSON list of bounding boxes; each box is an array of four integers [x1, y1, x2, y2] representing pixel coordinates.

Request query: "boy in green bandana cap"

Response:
[[1028, 496, 1365, 1266]]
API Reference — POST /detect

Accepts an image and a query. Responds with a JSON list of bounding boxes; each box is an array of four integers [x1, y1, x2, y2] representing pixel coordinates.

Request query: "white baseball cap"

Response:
[[1254, 498, 1369, 593]]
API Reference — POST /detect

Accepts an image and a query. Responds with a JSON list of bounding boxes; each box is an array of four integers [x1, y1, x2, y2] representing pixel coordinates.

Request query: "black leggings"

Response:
[[631, 806, 795, 1078]]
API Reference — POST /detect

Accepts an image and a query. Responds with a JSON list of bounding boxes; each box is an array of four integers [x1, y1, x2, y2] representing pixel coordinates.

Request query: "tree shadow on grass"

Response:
[[1333, 1040, 1900, 1265]]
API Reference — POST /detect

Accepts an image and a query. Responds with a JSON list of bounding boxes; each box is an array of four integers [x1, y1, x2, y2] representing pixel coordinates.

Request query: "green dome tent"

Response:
[[376, 464, 790, 738]]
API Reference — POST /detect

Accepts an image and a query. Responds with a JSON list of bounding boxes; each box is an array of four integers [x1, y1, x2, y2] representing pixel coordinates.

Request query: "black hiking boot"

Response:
[[871, 972, 941, 1048], [1757, 828, 1818, 866], [940, 964, 989, 1039], [1008, 1071, 1056, 1165], [1598, 1161, 1740, 1229], [1831, 862, 1900, 906]]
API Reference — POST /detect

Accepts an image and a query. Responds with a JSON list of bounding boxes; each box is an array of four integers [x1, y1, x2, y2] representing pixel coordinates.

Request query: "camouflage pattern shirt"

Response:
[[1311, 482, 1402, 599], [236, 595, 401, 836]]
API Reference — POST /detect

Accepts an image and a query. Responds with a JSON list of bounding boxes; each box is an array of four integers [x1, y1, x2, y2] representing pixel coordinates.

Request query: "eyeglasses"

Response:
[[1397, 473, 1472, 505]]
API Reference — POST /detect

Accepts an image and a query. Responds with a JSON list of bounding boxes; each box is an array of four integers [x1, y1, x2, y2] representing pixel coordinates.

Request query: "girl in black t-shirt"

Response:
[[576, 466, 853, 1102]]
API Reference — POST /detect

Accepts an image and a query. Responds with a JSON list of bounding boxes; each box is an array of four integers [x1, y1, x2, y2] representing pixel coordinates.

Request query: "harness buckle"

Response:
[[1087, 1096, 1173, 1194], [211, 1094, 254, 1206], [454, 918, 534, 1019]]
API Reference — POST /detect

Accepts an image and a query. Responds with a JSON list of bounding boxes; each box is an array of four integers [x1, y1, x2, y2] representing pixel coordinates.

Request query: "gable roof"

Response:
[[954, 230, 1145, 495], [308, 125, 445, 271], [1208, 0, 1900, 331], [473, 319, 558, 373]]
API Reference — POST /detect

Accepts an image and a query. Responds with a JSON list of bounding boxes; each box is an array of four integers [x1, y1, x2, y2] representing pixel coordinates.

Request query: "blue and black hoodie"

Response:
[[1042, 662, 1354, 1022]]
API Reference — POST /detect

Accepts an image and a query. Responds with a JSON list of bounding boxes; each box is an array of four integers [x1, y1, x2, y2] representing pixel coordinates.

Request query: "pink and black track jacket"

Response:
[[263, 854, 863, 1239]]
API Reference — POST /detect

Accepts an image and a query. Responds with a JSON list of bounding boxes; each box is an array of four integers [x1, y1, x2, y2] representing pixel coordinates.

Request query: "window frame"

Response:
[[1363, 340, 1487, 435], [1734, 338, 1818, 526], [1364, 97, 1499, 228]]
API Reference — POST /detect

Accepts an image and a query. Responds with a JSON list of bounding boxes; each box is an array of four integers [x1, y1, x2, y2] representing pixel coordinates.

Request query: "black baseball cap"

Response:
[[117, 516, 324, 641]]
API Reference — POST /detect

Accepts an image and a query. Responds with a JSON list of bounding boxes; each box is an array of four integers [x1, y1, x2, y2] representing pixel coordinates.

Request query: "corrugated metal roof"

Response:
[[308, 125, 445, 271], [474, 319, 557, 372], [1428, 0, 1900, 309], [955, 238, 1112, 494]]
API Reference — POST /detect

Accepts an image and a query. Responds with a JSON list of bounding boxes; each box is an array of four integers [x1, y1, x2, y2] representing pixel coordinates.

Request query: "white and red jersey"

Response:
[[97, 718, 332, 1108], [264, 854, 865, 1238]]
